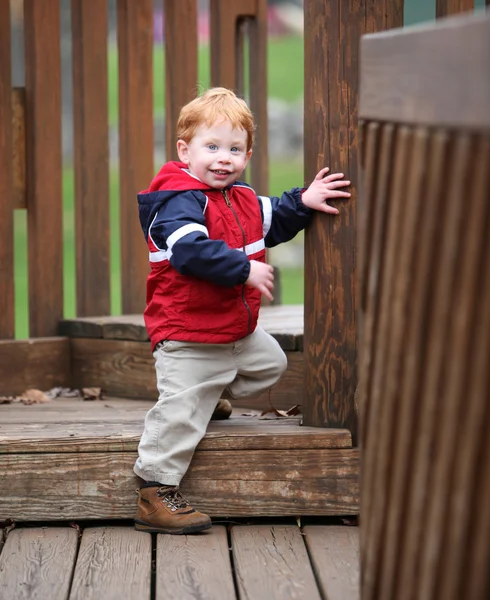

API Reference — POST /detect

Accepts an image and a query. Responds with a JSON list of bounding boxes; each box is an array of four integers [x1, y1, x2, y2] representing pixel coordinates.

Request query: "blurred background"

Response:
[[9, 0, 488, 337]]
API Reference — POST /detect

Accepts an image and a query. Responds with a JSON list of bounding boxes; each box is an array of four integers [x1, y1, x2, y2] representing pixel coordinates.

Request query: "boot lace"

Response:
[[156, 486, 191, 512]]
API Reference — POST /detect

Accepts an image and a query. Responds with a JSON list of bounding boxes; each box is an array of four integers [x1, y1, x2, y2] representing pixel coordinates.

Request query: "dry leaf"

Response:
[[0, 396, 21, 405], [20, 389, 51, 404], [82, 387, 104, 401], [260, 404, 302, 418]]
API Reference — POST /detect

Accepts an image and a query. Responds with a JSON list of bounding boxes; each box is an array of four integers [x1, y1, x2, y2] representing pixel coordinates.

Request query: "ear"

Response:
[[176, 140, 189, 165], [244, 149, 252, 168]]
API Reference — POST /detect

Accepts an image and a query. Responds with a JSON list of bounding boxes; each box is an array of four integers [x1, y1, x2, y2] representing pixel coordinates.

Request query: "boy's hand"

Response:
[[245, 260, 274, 301], [301, 167, 351, 215]]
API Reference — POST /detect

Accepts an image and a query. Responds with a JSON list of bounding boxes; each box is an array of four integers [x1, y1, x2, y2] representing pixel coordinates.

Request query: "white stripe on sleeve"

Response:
[[260, 196, 272, 237], [237, 239, 265, 256], [166, 223, 209, 250]]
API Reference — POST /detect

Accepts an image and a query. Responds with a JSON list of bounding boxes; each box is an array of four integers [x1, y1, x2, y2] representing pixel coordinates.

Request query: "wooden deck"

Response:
[[0, 522, 359, 600], [0, 397, 359, 521]]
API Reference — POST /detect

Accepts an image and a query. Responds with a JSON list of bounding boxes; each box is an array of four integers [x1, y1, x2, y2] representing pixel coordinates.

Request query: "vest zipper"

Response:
[[222, 189, 252, 335]]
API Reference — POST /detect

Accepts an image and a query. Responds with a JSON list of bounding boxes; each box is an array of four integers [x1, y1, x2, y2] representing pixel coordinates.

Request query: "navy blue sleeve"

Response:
[[258, 187, 313, 248], [149, 191, 250, 287]]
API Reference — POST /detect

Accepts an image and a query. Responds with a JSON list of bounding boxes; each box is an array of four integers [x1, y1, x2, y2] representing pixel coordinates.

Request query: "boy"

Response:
[[134, 87, 350, 534]]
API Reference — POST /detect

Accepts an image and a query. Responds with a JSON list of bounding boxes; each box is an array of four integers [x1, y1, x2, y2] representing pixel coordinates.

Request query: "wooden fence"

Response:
[[0, 0, 267, 339], [358, 9, 490, 600]]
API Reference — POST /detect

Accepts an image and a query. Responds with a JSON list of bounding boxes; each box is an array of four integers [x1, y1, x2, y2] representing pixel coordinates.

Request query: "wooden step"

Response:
[[0, 397, 359, 521], [61, 305, 305, 410]]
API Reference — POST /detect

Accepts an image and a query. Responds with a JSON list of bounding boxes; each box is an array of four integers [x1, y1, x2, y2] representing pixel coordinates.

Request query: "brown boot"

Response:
[[135, 486, 212, 535], [211, 398, 232, 420]]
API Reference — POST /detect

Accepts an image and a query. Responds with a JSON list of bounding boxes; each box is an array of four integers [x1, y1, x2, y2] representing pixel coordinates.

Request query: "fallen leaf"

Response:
[[260, 404, 302, 418], [82, 387, 104, 401], [20, 389, 51, 404], [0, 396, 21, 405]]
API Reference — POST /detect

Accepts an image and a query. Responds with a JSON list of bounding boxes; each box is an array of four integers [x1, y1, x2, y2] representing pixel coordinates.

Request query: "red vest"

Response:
[[144, 184, 265, 348]]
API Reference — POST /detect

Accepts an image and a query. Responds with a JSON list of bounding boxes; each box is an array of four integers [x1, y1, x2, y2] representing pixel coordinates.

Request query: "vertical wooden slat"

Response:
[[361, 127, 413, 598], [436, 137, 490, 600], [303, 0, 404, 432], [0, 0, 15, 339], [117, 0, 154, 315], [210, 0, 268, 194], [72, 0, 110, 317], [24, 0, 63, 337], [248, 0, 268, 194], [375, 129, 430, 600], [12, 88, 26, 210], [436, 0, 474, 17], [164, 0, 198, 161], [358, 124, 393, 459], [376, 132, 448, 600]]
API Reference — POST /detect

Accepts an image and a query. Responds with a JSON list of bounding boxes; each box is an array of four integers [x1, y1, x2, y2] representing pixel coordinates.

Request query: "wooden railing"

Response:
[[358, 9, 490, 600], [0, 0, 267, 339]]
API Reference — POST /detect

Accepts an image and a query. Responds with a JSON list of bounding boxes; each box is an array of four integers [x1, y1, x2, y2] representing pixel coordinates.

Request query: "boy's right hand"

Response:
[[246, 260, 274, 301]]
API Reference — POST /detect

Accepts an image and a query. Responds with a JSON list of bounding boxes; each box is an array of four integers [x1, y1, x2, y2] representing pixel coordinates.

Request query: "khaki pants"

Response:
[[133, 326, 287, 485]]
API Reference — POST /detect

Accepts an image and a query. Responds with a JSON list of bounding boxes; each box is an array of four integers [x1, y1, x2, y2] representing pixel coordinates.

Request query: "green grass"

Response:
[[108, 36, 304, 125]]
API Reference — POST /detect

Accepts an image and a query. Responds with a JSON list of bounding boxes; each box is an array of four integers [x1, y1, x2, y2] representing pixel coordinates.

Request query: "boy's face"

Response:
[[177, 119, 252, 189]]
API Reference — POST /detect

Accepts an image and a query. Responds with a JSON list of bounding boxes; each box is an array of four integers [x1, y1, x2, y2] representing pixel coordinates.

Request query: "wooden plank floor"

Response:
[[0, 398, 359, 521], [0, 523, 359, 600]]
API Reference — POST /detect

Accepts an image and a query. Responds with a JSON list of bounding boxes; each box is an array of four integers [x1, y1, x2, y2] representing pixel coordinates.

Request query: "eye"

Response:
[[231, 147, 241, 153], [207, 144, 218, 151]]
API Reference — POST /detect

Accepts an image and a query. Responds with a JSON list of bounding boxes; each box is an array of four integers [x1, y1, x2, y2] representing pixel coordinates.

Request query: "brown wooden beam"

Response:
[[117, 0, 154, 315], [72, 0, 111, 317], [164, 0, 198, 161], [24, 0, 63, 337], [0, 0, 15, 339], [436, 0, 474, 17], [12, 88, 26, 210], [303, 0, 404, 435]]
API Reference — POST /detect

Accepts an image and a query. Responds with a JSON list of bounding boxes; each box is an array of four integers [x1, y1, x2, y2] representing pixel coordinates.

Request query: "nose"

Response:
[[217, 150, 231, 164]]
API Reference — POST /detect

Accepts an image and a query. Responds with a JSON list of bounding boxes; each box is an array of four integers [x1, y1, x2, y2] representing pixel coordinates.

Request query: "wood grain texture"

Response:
[[117, 0, 154, 315], [0, 0, 14, 339], [303, 526, 359, 600], [0, 528, 78, 599], [70, 337, 304, 409], [0, 448, 359, 519], [0, 337, 71, 396], [156, 526, 235, 600], [59, 304, 304, 348], [164, 0, 198, 161], [24, 0, 63, 336], [232, 525, 321, 600], [359, 23, 490, 597], [12, 87, 26, 210], [69, 527, 151, 600], [436, 0, 474, 17], [72, 0, 110, 316], [359, 12, 490, 129], [0, 401, 352, 452], [303, 0, 403, 433]]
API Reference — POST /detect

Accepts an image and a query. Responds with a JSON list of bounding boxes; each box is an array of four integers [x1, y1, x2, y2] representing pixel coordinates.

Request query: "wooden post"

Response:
[[0, 0, 14, 339], [72, 0, 110, 317], [117, 0, 154, 315], [164, 0, 198, 161], [303, 0, 403, 433], [24, 0, 63, 337], [436, 0, 474, 17]]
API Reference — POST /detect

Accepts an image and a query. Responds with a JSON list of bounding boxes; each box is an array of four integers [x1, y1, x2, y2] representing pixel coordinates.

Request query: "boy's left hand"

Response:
[[301, 167, 351, 215]]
